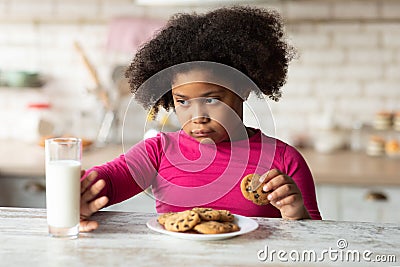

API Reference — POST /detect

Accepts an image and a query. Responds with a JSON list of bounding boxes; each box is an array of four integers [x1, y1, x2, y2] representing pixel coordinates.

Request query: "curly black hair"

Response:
[[126, 6, 295, 115]]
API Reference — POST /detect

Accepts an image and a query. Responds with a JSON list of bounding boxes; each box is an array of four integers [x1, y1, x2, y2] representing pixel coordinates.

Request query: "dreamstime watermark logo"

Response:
[[257, 239, 397, 263]]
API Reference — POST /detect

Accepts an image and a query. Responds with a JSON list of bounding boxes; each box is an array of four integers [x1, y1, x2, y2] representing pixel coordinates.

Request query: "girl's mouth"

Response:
[[191, 129, 213, 137]]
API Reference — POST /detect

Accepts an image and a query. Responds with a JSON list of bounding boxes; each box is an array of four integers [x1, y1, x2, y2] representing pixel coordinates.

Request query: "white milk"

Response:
[[46, 160, 81, 228]]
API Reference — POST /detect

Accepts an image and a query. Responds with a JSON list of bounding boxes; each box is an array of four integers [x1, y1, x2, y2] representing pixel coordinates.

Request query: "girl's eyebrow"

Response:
[[173, 89, 225, 98], [172, 93, 188, 98]]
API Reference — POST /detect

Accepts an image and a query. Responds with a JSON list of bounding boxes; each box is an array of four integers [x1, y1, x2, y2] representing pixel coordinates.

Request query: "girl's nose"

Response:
[[192, 115, 210, 124], [191, 101, 210, 124]]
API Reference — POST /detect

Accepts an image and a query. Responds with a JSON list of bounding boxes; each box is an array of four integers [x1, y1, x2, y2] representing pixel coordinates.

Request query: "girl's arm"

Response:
[[79, 138, 161, 231], [281, 145, 321, 220], [83, 138, 161, 206], [262, 144, 321, 220], [84, 153, 145, 206]]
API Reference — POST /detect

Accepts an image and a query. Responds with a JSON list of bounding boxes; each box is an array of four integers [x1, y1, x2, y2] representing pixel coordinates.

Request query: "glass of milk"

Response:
[[45, 137, 81, 239]]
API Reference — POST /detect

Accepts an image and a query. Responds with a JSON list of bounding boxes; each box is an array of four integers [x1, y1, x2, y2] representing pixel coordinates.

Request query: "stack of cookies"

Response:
[[366, 135, 386, 156], [157, 207, 240, 234], [394, 112, 400, 131], [373, 111, 393, 130]]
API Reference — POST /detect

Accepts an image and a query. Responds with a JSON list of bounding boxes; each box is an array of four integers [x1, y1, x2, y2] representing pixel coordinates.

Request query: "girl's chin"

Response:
[[183, 130, 228, 143], [199, 137, 216, 144], [194, 136, 229, 144]]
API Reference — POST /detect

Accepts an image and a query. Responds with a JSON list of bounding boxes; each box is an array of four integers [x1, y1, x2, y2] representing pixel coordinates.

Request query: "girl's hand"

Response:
[[80, 170, 109, 232], [262, 169, 311, 220]]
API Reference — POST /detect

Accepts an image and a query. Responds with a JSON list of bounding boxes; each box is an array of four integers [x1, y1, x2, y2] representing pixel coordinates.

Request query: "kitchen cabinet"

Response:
[[300, 149, 400, 223], [0, 176, 45, 208], [316, 184, 400, 223]]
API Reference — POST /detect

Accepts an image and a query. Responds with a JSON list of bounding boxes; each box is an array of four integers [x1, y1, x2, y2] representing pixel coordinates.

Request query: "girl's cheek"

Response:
[[175, 109, 191, 125]]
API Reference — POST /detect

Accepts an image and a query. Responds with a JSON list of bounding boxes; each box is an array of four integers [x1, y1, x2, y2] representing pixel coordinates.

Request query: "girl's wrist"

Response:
[[282, 205, 311, 220], [300, 206, 311, 220]]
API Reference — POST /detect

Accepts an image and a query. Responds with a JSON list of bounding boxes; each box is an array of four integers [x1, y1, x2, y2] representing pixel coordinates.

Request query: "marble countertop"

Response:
[[0, 140, 399, 186], [1, 207, 399, 266]]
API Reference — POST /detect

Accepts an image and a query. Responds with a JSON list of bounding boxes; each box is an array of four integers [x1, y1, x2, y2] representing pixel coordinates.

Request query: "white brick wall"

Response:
[[8, 0, 54, 17], [285, 1, 331, 20], [332, 1, 379, 20], [382, 1, 400, 18], [0, 0, 399, 145], [333, 32, 379, 47]]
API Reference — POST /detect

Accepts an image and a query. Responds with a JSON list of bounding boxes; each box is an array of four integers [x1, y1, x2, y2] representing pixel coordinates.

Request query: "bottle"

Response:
[[350, 121, 363, 151], [313, 106, 345, 153], [26, 102, 56, 143]]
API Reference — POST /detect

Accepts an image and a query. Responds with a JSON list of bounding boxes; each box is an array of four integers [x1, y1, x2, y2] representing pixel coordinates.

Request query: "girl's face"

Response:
[[172, 71, 247, 143]]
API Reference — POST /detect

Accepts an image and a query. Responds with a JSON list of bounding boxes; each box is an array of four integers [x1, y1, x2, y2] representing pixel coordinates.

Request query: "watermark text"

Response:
[[258, 239, 397, 263]]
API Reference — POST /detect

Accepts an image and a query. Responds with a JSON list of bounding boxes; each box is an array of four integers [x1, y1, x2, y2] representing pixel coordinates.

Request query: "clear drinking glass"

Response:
[[45, 137, 81, 239]]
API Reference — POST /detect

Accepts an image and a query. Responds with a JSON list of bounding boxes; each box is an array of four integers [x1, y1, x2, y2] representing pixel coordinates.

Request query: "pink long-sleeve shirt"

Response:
[[88, 129, 321, 219]]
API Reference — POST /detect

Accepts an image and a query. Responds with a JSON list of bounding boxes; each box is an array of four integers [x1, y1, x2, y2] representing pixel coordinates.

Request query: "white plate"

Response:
[[146, 214, 258, 241]]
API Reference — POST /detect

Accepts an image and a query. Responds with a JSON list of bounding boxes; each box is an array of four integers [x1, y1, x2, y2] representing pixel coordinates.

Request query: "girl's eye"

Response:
[[177, 99, 190, 106], [205, 98, 218, 104]]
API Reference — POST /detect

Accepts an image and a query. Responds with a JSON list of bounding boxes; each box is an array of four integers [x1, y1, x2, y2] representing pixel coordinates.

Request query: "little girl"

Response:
[[79, 6, 321, 232]]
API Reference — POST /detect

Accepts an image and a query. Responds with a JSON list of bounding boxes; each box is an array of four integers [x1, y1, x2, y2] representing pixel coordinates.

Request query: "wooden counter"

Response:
[[1, 207, 399, 266], [0, 140, 125, 177], [300, 149, 400, 186]]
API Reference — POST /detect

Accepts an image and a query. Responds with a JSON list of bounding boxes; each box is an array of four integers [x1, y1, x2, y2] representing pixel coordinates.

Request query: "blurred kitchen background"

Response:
[[0, 0, 399, 223]]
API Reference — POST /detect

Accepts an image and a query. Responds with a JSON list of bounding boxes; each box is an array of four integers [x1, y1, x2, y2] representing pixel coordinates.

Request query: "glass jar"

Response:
[[25, 102, 56, 143]]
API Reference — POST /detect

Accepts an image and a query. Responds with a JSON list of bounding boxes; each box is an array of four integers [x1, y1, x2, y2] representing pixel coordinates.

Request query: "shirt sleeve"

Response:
[[83, 137, 161, 206], [282, 145, 322, 220]]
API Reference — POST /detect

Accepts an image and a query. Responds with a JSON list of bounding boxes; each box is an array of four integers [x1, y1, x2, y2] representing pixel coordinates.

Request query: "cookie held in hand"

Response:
[[240, 173, 271, 205]]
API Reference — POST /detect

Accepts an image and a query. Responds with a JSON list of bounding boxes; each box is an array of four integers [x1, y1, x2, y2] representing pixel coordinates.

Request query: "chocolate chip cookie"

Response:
[[192, 207, 221, 221], [193, 221, 240, 234], [217, 209, 235, 222], [164, 210, 201, 232], [240, 173, 271, 205], [157, 212, 176, 226]]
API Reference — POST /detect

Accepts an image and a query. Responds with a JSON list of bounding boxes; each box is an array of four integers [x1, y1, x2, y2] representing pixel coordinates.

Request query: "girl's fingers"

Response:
[[271, 194, 299, 207], [260, 169, 281, 184], [267, 183, 295, 202], [89, 196, 109, 213], [80, 171, 98, 194], [263, 173, 288, 192], [79, 171, 107, 232], [79, 220, 99, 232], [269, 194, 310, 220], [80, 196, 109, 219], [81, 179, 105, 203], [261, 172, 309, 220]]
